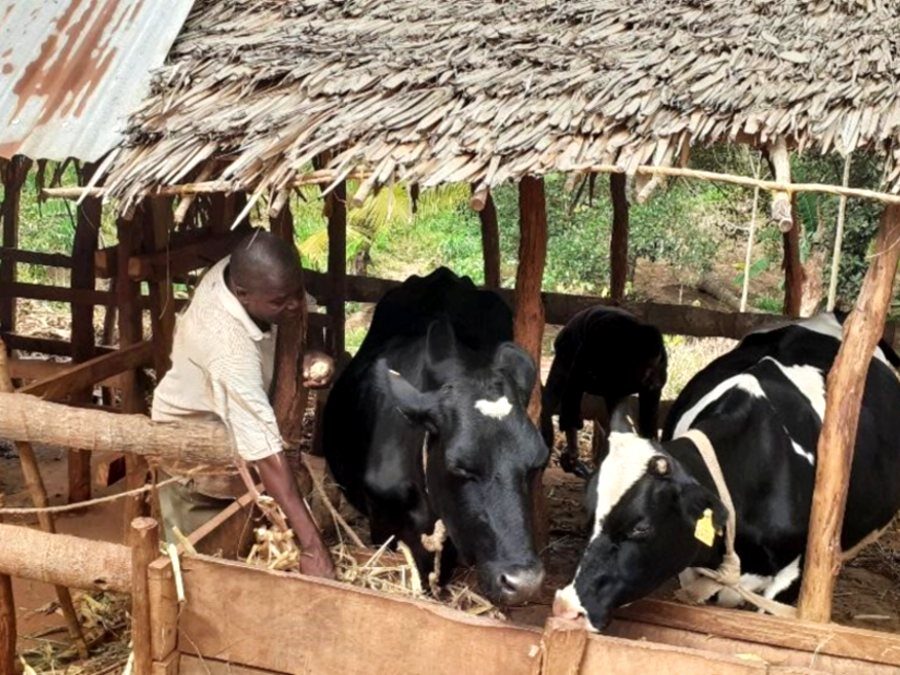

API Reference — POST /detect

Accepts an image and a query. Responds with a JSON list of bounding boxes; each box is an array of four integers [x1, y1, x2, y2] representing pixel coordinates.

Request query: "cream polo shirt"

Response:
[[151, 256, 283, 468]]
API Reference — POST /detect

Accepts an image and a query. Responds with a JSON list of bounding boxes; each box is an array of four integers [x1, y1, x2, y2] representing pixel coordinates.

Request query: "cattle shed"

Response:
[[1, 0, 900, 673]]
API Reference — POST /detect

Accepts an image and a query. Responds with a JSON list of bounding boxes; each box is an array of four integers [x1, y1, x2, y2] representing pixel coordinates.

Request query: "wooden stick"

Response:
[[0, 523, 131, 592], [827, 154, 853, 311], [0, 248, 72, 268], [1, 157, 31, 333], [539, 617, 588, 673], [740, 158, 762, 312], [609, 173, 630, 302], [514, 176, 549, 553], [473, 185, 501, 290], [0, 558, 14, 675], [130, 518, 159, 675], [173, 164, 215, 226], [18, 340, 152, 401], [797, 203, 900, 622], [146, 198, 176, 379], [0, 341, 89, 657], [325, 181, 347, 359], [768, 138, 794, 232], [781, 195, 804, 317]]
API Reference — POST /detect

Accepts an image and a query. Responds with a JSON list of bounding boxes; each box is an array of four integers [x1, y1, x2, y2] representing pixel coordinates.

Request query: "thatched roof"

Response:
[[103, 0, 900, 208]]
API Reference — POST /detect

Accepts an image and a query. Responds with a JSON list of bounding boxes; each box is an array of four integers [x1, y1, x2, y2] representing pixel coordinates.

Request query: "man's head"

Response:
[[228, 231, 304, 326]]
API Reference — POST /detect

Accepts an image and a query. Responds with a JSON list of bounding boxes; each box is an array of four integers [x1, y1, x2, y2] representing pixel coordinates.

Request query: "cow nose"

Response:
[[552, 590, 584, 620], [496, 565, 544, 604]]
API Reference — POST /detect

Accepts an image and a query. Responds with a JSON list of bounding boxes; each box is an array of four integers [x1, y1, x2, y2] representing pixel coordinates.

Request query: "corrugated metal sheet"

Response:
[[0, 0, 194, 163]]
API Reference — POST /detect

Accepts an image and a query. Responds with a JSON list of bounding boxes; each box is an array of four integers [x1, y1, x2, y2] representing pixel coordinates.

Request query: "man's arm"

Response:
[[253, 453, 335, 579]]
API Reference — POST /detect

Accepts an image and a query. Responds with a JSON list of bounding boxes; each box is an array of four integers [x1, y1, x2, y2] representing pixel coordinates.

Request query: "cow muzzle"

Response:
[[491, 563, 544, 605]]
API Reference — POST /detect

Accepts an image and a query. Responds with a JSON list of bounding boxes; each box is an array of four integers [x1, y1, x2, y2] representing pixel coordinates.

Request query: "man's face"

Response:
[[236, 272, 303, 326]]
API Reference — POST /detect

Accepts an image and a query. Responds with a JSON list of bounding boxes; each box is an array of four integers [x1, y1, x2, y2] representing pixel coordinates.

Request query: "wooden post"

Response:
[[117, 214, 150, 532], [270, 204, 310, 452], [472, 185, 501, 290], [0, 558, 14, 675], [146, 197, 176, 379], [130, 517, 159, 675], [0, 341, 89, 657], [781, 196, 805, 318], [68, 162, 101, 503], [326, 181, 347, 359], [539, 617, 588, 674], [514, 176, 549, 552], [797, 204, 900, 622], [0, 156, 31, 332], [609, 173, 630, 303]]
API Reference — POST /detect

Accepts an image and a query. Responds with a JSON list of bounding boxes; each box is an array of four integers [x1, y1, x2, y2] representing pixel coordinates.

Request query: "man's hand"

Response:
[[253, 453, 336, 579], [303, 350, 334, 389]]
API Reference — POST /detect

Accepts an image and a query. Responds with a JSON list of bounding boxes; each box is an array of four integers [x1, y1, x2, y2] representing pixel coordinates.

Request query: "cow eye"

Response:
[[449, 465, 477, 480], [629, 522, 652, 539]]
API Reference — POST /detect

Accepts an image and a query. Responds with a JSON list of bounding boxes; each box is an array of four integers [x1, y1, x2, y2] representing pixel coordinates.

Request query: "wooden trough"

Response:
[[134, 491, 900, 675]]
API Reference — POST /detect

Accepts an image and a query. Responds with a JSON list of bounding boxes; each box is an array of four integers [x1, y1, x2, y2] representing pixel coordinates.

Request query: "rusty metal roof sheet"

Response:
[[0, 0, 193, 163]]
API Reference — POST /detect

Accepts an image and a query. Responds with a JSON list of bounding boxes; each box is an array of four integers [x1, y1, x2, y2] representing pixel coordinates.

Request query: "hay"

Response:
[[20, 591, 131, 675], [245, 520, 505, 621]]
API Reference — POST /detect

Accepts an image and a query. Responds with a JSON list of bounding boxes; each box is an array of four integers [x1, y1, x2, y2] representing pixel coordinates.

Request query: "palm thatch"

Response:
[[103, 0, 900, 208]]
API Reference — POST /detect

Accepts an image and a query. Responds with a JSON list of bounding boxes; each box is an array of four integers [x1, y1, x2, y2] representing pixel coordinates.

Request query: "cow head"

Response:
[[553, 406, 726, 630], [377, 320, 548, 605]]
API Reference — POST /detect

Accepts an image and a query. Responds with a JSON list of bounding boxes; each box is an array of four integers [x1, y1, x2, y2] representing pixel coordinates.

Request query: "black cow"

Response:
[[541, 306, 667, 478], [324, 267, 548, 605], [553, 313, 900, 630]]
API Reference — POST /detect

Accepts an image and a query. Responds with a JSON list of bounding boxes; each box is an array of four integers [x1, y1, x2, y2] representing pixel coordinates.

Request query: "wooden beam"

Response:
[[1, 156, 31, 332], [539, 617, 587, 673], [609, 173, 630, 302], [0, 391, 238, 463], [514, 176, 549, 555], [797, 203, 900, 622], [148, 559, 179, 663], [0, 281, 114, 306], [613, 598, 900, 669], [326, 181, 347, 358], [1, 333, 75, 356], [0, 248, 72, 268], [0, 523, 131, 593], [70, 170, 101, 503], [17, 341, 152, 401], [130, 518, 159, 675], [0, 563, 14, 675], [94, 245, 117, 279], [7, 358, 124, 388], [781, 195, 805, 318], [473, 185, 501, 289], [126, 225, 256, 282], [175, 555, 541, 674], [145, 198, 176, 378]]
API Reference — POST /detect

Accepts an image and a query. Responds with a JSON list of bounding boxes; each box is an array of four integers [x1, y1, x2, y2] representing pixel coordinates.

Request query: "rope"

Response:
[[0, 477, 180, 515], [674, 429, 798, 618]]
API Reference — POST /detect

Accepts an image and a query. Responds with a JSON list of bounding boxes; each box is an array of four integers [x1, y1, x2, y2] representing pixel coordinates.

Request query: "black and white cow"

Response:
[[541, 306, 667, 478], [553, 313, 900, 630], [324, 267, 549, 605]]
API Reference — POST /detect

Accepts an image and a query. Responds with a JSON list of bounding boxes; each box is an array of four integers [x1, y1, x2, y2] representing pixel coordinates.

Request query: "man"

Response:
[[152, 231, 335, 578]]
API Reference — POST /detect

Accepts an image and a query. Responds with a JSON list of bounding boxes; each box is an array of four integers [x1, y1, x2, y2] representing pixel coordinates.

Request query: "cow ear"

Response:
[[425, 318, 458, 368], [493, 342, 536, 402], [609, 396, 639, 435], [376, 359, 439, 431], [678, 482, 728, 535]]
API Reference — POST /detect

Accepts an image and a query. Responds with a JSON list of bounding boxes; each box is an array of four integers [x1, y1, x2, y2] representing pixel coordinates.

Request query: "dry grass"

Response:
[[662, 335, 737, 400], [20, 592, 131, 675]]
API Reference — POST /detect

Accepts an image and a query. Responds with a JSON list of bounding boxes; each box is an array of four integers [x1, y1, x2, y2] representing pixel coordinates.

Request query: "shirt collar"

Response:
[[212, 256, 272, 342]]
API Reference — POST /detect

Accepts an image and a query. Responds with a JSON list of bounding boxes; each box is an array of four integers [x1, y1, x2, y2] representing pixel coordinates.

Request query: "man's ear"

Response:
[[375, 359, 439, 433]]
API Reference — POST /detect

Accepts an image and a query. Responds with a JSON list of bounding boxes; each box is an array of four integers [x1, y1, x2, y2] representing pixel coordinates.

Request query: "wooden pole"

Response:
[[514, 176, 549, 552], [0, 556, 14, 675], [0, 156, 31, 332], [129, 517, 159, 675], [326, 181, 347, 359], [827, 155, 853, 312], [797, 203, 900, 622], [0, 341, 89, 657], [473, 185, 501, 290], [117, 214, 150, 533], [782, 195, 805, 317], [145, 197, 176, 379], [69, 162, 102, 503], [609, 173, 630, 303]]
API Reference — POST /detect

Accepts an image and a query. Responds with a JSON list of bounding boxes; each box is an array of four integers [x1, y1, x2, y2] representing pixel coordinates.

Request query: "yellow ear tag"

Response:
[[694, 508, 716, 547]]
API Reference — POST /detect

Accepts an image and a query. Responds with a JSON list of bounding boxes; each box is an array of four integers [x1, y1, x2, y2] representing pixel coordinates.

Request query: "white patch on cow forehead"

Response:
[[590, 432, 657, 540], [672, 373, 765, 438], [474, 396, 512, 419], [761, 357, 826, 419]]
